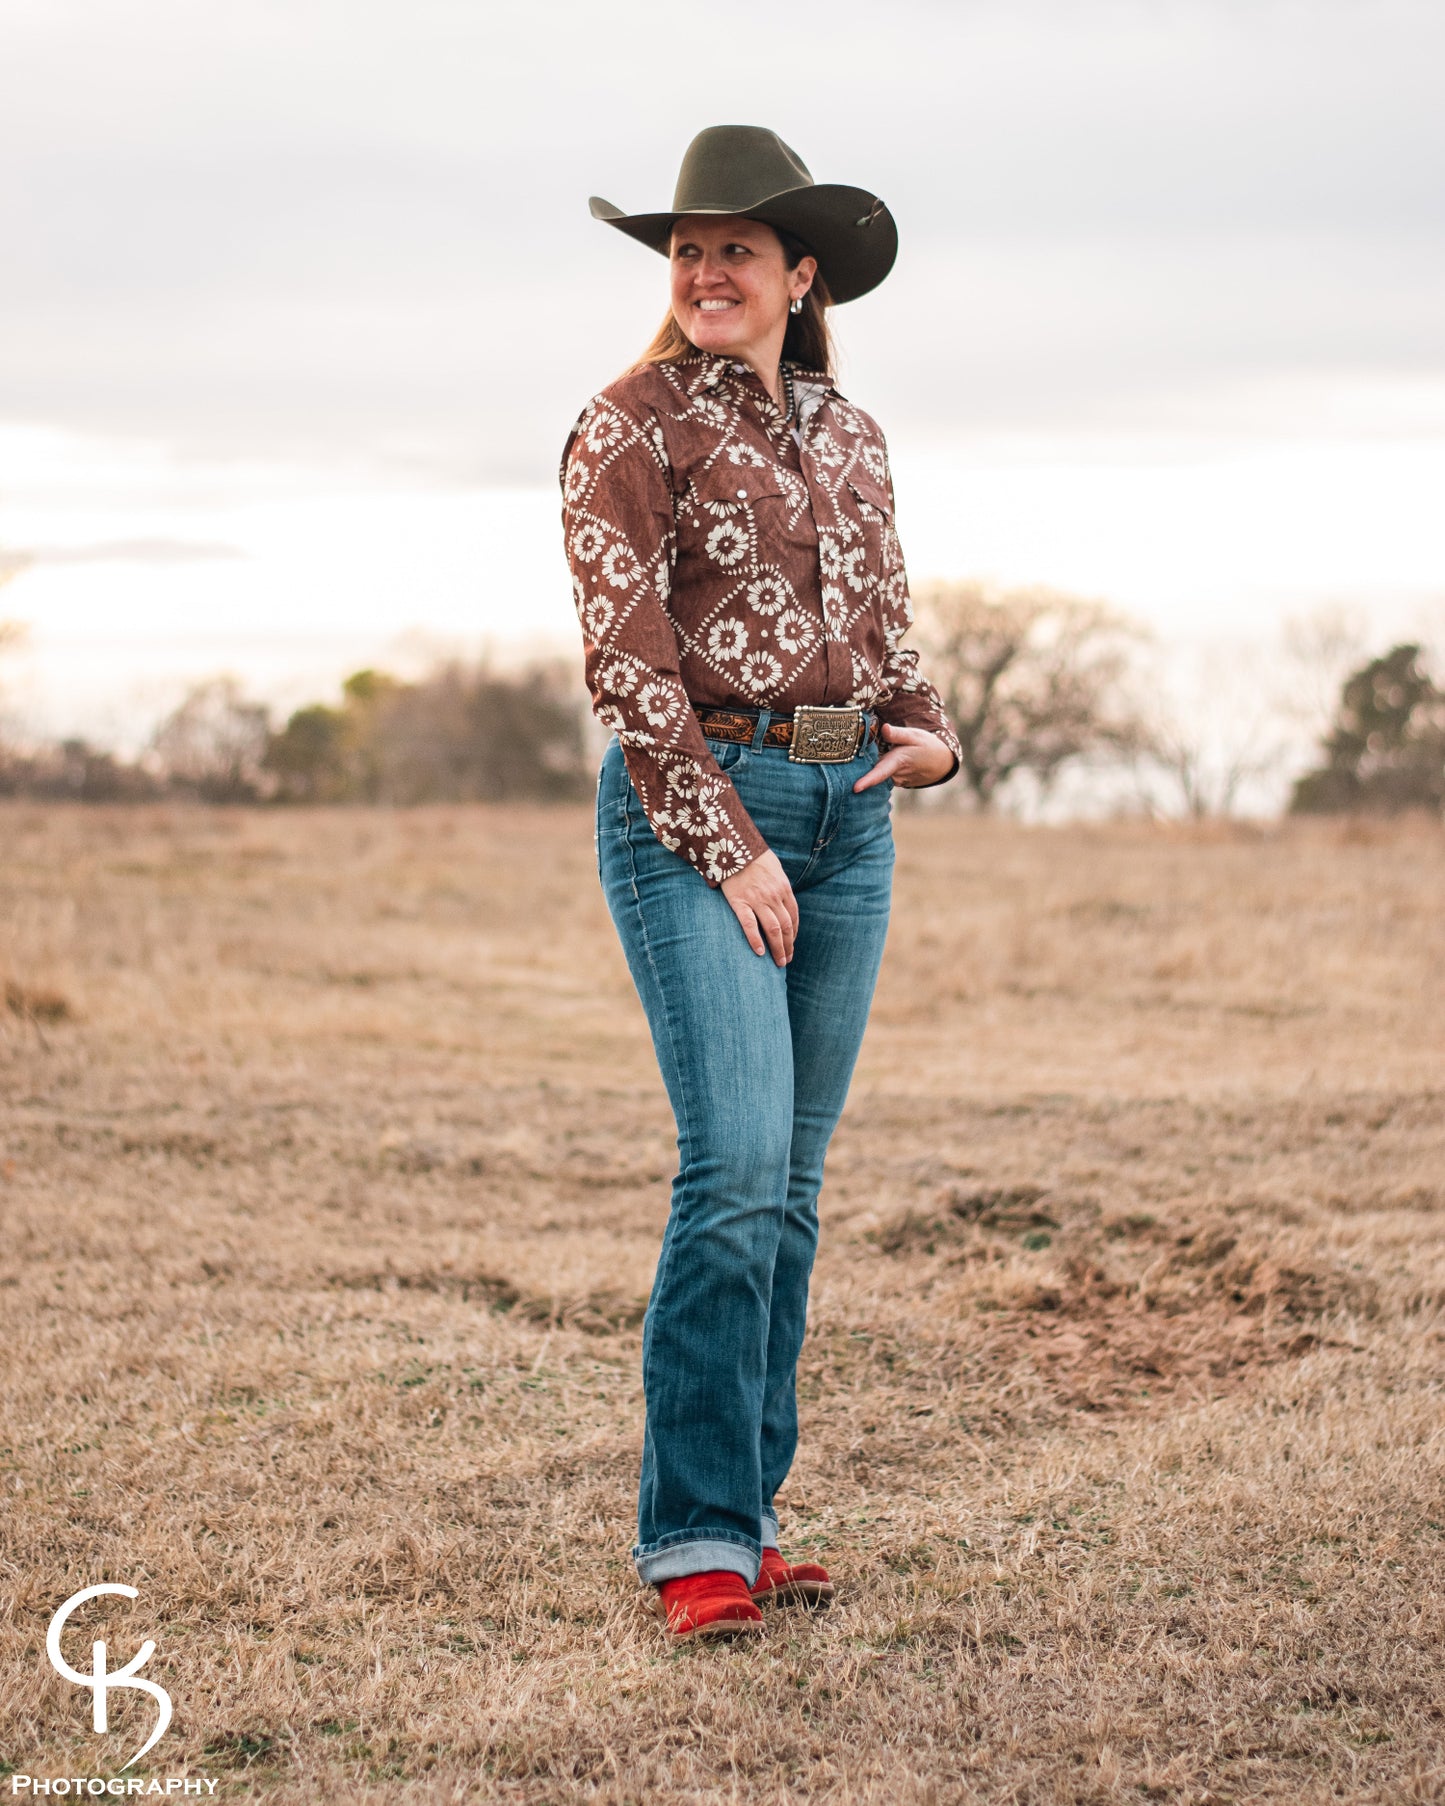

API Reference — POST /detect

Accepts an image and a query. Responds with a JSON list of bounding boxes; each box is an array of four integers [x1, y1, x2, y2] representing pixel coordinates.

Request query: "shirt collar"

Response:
[[678, 352, 838, 405], [791, 374, 831, 432]]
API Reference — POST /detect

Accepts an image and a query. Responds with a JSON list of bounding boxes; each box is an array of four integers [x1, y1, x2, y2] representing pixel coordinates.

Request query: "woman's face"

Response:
[[669, 216, 815, 367]]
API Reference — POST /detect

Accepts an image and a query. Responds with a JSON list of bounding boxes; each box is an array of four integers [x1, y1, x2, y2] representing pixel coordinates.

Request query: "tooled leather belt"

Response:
[[695, 704, 880, 763]]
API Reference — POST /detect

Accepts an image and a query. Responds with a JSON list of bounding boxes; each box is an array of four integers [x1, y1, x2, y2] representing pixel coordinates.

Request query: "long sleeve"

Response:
[[562, 392, 769, 884], [869, 456, 962, 787]]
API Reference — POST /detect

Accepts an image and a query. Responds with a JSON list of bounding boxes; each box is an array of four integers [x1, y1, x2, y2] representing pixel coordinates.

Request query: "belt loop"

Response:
[[749, 708, 773, 751]]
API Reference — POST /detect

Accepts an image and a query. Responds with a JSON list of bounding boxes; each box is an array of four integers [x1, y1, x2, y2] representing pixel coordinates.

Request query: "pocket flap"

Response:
[[687, 453, 799, 513], [844, 471, 893, 520]]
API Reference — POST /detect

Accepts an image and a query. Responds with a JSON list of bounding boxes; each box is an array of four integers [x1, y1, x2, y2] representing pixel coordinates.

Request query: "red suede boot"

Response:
[[750, 1547, 835, 1607], [653, 1570, 765, 1642]]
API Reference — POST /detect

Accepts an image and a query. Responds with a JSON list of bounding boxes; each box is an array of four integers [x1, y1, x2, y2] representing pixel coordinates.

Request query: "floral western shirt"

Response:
[[560, 352, 961, 885]]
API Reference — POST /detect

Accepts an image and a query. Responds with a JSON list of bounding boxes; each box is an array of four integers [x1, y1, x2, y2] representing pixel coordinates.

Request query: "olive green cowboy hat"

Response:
[[589, 124, 898, 306]]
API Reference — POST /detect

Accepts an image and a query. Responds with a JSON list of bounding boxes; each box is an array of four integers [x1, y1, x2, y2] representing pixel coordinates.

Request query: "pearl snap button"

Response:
[[736, 489, 747, 498]]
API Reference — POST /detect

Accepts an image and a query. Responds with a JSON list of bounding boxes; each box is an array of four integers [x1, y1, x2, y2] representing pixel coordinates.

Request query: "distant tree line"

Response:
[[263, 663, 589, 804], [0, 659, 592, 805], [911, 586, 1444, 821], [1, 570, 1442, 816]]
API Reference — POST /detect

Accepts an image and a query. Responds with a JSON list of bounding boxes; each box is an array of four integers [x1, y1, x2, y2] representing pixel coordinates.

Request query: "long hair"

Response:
[[629, 226, 836, 379]]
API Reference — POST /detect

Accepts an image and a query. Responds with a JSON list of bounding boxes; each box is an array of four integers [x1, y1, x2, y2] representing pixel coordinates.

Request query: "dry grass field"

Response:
[[2, 800, 1443, 1804]]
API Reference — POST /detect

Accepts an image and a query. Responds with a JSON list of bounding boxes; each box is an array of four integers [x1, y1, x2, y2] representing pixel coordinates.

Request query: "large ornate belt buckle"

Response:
[[789, 705, 865, 763]]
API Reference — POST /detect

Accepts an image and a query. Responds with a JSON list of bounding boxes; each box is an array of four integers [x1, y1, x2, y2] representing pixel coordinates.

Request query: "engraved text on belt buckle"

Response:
[[788, 705, 865, 763]]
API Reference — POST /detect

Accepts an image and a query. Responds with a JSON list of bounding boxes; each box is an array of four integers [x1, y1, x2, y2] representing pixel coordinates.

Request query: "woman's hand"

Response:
[[852, 722, 956, 791], [721, 849, 799, 965]]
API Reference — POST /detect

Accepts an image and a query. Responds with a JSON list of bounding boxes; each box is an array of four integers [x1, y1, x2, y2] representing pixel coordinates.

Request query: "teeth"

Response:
[[697, 300, 736, 310]]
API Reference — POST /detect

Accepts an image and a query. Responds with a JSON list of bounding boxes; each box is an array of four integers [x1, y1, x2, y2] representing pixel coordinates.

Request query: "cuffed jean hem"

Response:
[[760, 1510, 780, 1548], [633, 1532, 762, 1587]]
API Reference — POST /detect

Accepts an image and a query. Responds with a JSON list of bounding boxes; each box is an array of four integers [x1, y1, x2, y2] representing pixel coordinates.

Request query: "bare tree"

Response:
[[1139, 714, 1283, 819], [911, 580, 1145, 810], [1129, 637, 1289, 820], [151, 676, 272, 801], [1278, 604, 1370, 742], [363, 659, 587, 804]]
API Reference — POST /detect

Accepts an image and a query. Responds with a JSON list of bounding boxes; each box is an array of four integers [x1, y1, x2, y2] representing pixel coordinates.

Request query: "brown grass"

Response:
[[1, 802, 1443, 1803]]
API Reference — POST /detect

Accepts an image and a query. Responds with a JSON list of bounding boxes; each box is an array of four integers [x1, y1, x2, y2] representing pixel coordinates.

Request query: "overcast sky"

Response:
[[1, 0, 1443, 740], [4, 0, 1443, 477]]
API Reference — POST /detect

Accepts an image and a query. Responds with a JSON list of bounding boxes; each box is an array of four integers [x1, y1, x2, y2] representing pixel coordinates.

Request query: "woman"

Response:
[[561, 125, 961, 1643]]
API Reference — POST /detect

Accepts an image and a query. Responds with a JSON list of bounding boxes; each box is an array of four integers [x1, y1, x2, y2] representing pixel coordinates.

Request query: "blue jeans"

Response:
[[595, 717, 894, 1585]]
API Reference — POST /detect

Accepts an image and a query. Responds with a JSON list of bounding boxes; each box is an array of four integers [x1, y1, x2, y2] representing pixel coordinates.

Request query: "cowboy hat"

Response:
[[589, 124, 898, 306]]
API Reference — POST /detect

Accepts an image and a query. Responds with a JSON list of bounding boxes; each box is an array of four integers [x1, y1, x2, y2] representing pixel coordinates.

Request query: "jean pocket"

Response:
[[705, 736, 749, 774], [595, 744, 630, 838]]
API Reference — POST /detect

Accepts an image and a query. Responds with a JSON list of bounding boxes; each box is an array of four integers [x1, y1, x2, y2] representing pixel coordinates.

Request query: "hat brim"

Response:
[[588, 183, 898, 306]]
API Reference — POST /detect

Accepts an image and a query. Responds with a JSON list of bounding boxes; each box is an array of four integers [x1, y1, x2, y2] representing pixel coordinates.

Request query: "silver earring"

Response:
[[790, 297, 803, 315]]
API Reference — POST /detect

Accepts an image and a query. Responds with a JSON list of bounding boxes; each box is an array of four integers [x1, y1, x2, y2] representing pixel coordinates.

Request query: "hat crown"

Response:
[[671, 125, 814, 215]]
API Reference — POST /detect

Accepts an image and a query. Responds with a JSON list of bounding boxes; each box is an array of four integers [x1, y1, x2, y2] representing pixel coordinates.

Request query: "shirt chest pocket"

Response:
[[844, 471, 893, 527], [840, 472, 895, 592], [678, 462, 807, 574]]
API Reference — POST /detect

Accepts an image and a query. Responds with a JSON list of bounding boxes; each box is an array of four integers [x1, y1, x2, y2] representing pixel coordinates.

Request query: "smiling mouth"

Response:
[[695, 299, 739, 312]]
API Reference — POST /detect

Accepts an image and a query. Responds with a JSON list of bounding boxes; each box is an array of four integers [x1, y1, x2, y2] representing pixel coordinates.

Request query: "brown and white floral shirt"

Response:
[[560, 352, 961, 885]]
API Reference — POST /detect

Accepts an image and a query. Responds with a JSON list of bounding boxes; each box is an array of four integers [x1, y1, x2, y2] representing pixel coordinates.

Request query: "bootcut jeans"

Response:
[[595, 713, 894, 1586]]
